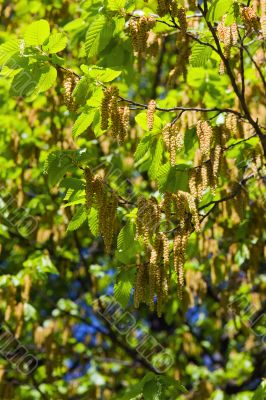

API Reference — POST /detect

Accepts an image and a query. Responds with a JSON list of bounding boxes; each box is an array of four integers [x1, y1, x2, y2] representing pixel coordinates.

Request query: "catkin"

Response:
[[84, 167, 94, 211], [196, 121, 213, 161], [177, 7, 187, 34], [63, 71, 79, 111], [147, 100, 156, 130], [129, 17, 156, 69], [241, 6, 260, 32], [261, 15, 266, 38], [21, 274, 31, 302], [157, 0, 169, 16]]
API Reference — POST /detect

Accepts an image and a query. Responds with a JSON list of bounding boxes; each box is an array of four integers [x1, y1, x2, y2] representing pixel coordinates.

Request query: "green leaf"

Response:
[[134, 134, 152, 162], [72, 76, 92, 106], [87, 66, 122, 82], [10, 67, 36, 97], [135, 112, 163, 132], [149, 139, 163, 179], [72, 111, 95, 138], [107, 0, 126, 11], [43, 32, 67, 54], [24, 19, 50, 46], [157, 163, 189, 193], [85, 15, 114, 57], [143, 379, 163, 400], [207, 0, 233, 22], [117, 221, 135, 251], [190, 43, 212, 67], [67, 206, 87, 231], [35, 65, 57, 93], [88, 207, 99, 237], [114, 277, 132, 308], [252, 380, 266, 400], [23, 252, 58, 275], [44, 151, 73, 187], [0, 39, 19, 66]]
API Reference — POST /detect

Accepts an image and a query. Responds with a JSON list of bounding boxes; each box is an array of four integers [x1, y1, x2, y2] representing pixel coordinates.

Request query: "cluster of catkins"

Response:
[[217, 18, 238, 59], [2, 275, 32, 339], [134, 197, 169, 316], [162, 121, 183, 166], [241, 6, 261, 32], [129, 16, 156, 69], [189, 121, 223, 198], [84, 167, 117, 253], [63, 70, 79, 111], [134, 189, 201, 314], [100, 86, 130, 144]]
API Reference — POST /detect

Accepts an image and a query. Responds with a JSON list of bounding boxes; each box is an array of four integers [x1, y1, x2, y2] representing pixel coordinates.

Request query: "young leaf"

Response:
[[72, 111, 95, 139], [24, 19, 50, 46], [88, 207, 99, 237], [43, 32, 67, 54], [85, 15, 114, 57], [0, 40, 19, 66], [67, 206, 87, 231], [190, 43, 212, 67]]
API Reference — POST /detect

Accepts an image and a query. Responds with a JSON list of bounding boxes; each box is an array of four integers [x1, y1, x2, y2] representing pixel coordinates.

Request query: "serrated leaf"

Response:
[[157, 163, 189, 193], [143, 379, 162, 400], [87, 67, 122, 82], [73, 76, 92, 106], [72, 111, 95, 138], [24, 19, 50, 46], [43, 32, 67, 54], [88, 207, 99, 237], [85, 15, 114, 57], [149, 139, 163, 179], [44, 151, 73, 187], [117, 221, 135, 251], [134, 134, 152, 162], [207, 0, 233, 22], [114, 269, 134, 308], [35, 65, 57, 93], [67, 206, 87, 231], [0, 40, 19, 66], [190, 43, 212, 67]]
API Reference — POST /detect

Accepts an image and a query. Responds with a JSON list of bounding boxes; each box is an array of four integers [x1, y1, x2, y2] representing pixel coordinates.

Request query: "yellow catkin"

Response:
[[241, 6, 260, 32], [136, 197, 161, 244], [99, 192, 118, 253], [129, 17, 156, 69], [170, 0, 178, 17], [63, 71, 79, 111], [261, 15, 266, 38], [84, 167, 94, 211], [21, 274, 31, 302], [177, 7, 187, 34], [200, 163, 209, 194], [219, 60, 225, 75], [196, 121, 213, 161], [157, 0, 168, 16], [189, 168, 198, 199], [100, 88, 113, 130], [225, 113, 238, 136], [147, 100, 156, 130], [148, 247, 157, 311], [134, 263, 147, 308], [174, 230, 189, 300], [211, 145, 222, 190]]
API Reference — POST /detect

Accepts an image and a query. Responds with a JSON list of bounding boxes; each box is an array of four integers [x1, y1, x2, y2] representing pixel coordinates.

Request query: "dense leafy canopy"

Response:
[[0, 0, 265, 399]]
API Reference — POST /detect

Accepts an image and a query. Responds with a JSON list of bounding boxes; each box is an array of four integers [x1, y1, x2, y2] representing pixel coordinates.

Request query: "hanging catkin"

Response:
[[147, 100, 156, 130], [196, 120, 213, 161], [177, 7, 187, 34], [63, 71, 79, 111], [129, 17, 156, 69], [241, 7, 260, 32]]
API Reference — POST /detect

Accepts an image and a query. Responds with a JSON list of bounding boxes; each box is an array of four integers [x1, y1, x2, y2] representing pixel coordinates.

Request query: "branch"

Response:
[[198, 4, 266, 157]]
